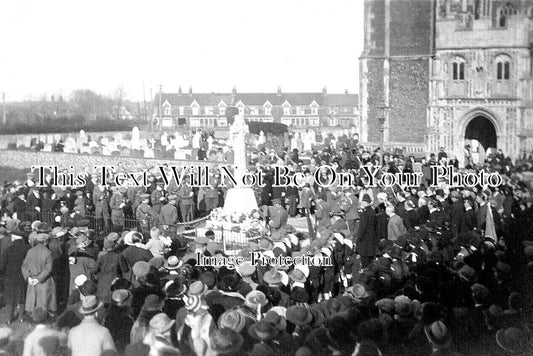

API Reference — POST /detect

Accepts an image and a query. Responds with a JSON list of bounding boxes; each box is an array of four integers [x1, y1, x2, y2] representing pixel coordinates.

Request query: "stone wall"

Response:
[[389, 59, 430, 143], [390, 0, 433, 56], [0, 149, 224, 173], [362, 0, 433, 144]]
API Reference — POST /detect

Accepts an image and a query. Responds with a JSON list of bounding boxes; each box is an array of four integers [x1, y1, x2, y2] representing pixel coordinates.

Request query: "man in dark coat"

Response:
[[464, 198, 477, 231], [26, 188, 42, 222], [48, 227, 68, 311], [450, 191, 467, 238], [159, 195, 178, 235], [314, 196, 332, 228], [356, 194, 377, 268], [178, 180, 194, 222], [340, 187, 359, 239], [121, 232, 153, 283], [13, 191, 27, 222], [0, 229, 30, 323]]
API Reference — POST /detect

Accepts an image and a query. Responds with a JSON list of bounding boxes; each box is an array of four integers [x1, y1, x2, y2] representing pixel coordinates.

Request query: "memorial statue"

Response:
[[223, 114, 258, 215]]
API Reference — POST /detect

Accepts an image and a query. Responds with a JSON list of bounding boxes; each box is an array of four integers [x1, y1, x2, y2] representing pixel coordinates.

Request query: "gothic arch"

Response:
[[454, 108, 501, 165], [458, 108, 502, 139]]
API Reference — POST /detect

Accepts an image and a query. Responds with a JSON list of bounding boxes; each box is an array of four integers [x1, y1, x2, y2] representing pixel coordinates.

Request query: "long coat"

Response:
[[21, 243, 57, 313], [92, 250, 127, 303], [159, 203, 178, 225], [0, 239, 30, 304], [121, 245, 153, 282], [68, 250, 96, 292], [356, 206, 377, 257]]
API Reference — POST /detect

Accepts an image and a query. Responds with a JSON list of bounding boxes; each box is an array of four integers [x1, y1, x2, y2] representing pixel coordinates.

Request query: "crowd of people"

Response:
[[0, 137, 532, 355]]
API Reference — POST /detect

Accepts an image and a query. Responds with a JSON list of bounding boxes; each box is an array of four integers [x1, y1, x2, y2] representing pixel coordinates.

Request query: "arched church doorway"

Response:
[[464, 115, 497, 164]]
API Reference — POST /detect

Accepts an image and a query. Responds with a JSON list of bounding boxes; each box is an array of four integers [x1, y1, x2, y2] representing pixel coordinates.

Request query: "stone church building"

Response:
[[360, 0, 533, 164]]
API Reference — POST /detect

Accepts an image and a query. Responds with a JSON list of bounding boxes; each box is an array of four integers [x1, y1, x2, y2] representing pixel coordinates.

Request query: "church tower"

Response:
[[359, 0, 435, 148]]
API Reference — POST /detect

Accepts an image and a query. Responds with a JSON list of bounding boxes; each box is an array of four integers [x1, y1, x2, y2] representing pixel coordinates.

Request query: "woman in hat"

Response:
[[143, 313, 180, 355], [92, 239, 128, 304], [21, 232, 57, 316], [130, 294, 164, 344], [67, 234, 96, 296]]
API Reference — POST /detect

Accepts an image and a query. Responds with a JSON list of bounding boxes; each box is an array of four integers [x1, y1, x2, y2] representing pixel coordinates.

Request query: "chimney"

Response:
[[189, 86, 193, 96], [232, 86, 237, 96], [178, 86, 182, 95], [322, 86, 327, 97], [277, 86, 282, 96]]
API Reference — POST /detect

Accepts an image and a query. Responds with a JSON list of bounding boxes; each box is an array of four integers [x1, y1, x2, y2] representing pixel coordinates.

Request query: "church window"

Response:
[[452, 58, 465, 80], [495, 55, 511, 80], [498, 3, 517, 28]]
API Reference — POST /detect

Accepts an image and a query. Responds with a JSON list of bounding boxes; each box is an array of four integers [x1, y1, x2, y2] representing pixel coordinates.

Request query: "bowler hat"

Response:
[[142, 294, 163, 312], [245, 291, 268, 309], [112, 289, 133, 307], [189, 281, 208, 296], [218, 310, 247, 332], [394, 295, 412, 317], [375, 298, 395, 314], [248, 320, 279, 341], [210, 328, 244, 355], [496, 327, 531, 354], [424, 321, 452, 349], [289, 269, 307, 284], [164, 256, 183, 270], [132, 261, 151, 280], [149, 313, 175, 334], [79, 295, 103, 315], [286, 305, 313, 326], [264, 310, 287, 331], [35, 233, 49, 243], [263, 268, 283, 285]]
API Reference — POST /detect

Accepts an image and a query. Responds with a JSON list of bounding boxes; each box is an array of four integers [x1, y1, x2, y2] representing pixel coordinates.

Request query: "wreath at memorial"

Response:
[[205, 207, 265, 238]]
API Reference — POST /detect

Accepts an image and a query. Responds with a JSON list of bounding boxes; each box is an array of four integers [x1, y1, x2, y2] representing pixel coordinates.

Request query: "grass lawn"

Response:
[[0, 166, 31, 184]]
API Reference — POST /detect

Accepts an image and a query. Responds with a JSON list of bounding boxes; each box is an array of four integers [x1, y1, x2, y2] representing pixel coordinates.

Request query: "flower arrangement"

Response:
[[205, 207, 265, 238]]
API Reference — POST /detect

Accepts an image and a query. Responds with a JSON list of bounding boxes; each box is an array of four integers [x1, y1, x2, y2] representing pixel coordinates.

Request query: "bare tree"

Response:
[[114, 86, 125, 120]]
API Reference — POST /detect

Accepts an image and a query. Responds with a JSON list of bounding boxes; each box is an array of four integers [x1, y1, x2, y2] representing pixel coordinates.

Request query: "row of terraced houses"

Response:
[[153, 87, 358, 129]]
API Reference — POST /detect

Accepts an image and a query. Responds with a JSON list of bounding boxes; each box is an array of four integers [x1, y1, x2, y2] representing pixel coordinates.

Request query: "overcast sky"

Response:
[[0, 0, 364, 102]]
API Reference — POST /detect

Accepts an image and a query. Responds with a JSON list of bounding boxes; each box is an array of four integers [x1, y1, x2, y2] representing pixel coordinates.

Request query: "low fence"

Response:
[[16, 211, 251, 254], [361, 142, 427, 155], [195, 227, 258, 255]]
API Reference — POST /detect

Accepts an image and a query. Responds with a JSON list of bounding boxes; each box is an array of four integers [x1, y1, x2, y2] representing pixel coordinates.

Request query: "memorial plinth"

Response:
[[223, 114, 258, 215]]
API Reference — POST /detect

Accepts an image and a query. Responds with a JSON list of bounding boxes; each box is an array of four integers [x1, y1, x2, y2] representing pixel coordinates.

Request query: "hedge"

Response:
[[0, 116, 146, 135]]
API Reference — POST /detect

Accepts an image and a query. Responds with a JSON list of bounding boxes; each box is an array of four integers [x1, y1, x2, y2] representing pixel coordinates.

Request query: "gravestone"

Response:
[[131, 127, 140, 150], [160, 132, 169, 146], [64, 137, 77, 153], [79, 145, 92, 154], [42, 143, 53, 152], [16, 138, 25, 149], [76, 130, 87, 151], [303, 131, 313, 152], [143, 148, 155, 158]]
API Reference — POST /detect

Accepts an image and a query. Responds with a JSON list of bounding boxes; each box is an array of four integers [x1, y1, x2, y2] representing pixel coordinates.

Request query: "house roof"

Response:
[[154, 92, 357, 107], [324, 94, 358, 107]]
